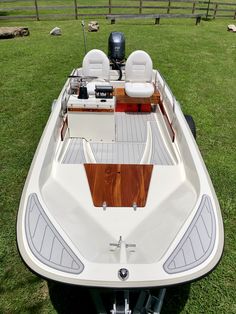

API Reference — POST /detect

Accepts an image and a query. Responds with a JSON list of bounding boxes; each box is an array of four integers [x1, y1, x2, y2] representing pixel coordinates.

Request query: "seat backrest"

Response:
[[82, 49, 110, 80], [125, 50, 153, 83]]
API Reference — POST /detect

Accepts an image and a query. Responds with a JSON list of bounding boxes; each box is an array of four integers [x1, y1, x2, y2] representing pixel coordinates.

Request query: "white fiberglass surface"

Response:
[[41, 163, 197, 264]]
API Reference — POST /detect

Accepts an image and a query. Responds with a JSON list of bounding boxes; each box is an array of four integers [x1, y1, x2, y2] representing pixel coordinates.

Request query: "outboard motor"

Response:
[[108, 32, 125, 80], [108, 32, 125, 62]]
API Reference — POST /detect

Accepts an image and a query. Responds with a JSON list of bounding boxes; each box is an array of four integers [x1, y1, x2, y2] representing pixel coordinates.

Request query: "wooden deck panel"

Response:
[[84, 164, 153, 207]]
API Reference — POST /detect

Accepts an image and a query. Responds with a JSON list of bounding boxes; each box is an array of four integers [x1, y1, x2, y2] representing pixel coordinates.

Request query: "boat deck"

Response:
[[62, 112, 175, 165]]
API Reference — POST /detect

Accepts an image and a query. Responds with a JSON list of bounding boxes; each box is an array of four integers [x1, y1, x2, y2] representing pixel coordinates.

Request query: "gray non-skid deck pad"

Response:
[[91, 142, 145, 164], [62, 138, 86, 164], [25, 193, 84, 274], [163, 195, 216, 274], [63, 112, 173, 165], [150, 120, 173, 165], [115, 112, 153, 142]]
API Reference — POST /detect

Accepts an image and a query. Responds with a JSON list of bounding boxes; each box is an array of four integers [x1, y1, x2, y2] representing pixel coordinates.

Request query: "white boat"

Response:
[[17, 33, 224, 312]]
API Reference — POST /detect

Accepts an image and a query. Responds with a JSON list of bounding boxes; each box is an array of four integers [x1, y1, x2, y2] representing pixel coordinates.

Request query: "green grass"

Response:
[[0, 17, 236, 313]]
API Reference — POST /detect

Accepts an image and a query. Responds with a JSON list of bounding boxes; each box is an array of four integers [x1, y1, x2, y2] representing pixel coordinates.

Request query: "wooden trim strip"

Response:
[[159, 100, 175, 142], [68, 108, 114, 113], [60, 116, 68, 141]]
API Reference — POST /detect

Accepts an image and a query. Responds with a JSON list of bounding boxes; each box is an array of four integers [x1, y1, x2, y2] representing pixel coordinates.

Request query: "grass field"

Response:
[[0, 0, 236, 19], [0, 16, 236, 313]]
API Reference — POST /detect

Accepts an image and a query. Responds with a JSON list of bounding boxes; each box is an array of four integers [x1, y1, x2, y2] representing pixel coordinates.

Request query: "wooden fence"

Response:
[[0, 0, 235, 21]]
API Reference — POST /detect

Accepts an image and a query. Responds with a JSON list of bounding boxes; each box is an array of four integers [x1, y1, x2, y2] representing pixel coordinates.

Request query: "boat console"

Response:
[[67, 94, 115, 142]]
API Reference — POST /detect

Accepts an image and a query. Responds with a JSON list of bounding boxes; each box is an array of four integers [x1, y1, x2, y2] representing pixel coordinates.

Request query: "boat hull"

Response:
[[17, 68, 224, 288]]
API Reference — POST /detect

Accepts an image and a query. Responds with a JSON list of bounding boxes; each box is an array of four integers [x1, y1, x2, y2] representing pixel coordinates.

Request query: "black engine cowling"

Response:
[[108, 32, 125, 63]]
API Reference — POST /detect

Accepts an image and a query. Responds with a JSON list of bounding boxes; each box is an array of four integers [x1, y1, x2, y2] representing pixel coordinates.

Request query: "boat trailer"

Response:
[[90, 288, 166, 314]]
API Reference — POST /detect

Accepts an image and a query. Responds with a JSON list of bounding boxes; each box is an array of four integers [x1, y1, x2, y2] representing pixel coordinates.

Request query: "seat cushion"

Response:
[[125, 82, 154, 98]]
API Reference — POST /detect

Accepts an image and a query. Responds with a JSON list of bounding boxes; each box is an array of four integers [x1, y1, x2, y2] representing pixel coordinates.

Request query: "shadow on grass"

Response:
[[161, 284, 191, 313], [48, 281, 190, 313], [0, 11, 9, 16], [48, 281, 97, 313]]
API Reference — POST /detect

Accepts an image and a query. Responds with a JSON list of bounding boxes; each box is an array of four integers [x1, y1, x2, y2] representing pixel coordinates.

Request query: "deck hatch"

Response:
[[84, 164, 153, 207]]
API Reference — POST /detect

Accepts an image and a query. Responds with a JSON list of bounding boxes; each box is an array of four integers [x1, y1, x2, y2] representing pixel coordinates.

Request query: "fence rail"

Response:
[[0, 0, 235, 21]]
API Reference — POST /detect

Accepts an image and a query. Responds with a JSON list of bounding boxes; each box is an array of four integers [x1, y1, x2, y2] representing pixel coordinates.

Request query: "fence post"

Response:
[[213, 3, 218, 19], [74, 0, 78, 20], [109, 0, 111, 14], [139, 0, 143, 14], [206, 0, 211, 19], [192, 2, 196, 14], [34, 0, 39, 21], [234, 10, 236, 19], [167, 1, 171, 14]]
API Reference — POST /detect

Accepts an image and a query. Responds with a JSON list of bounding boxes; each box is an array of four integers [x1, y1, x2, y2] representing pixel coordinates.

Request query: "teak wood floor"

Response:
[[84, 164, 153, 207]]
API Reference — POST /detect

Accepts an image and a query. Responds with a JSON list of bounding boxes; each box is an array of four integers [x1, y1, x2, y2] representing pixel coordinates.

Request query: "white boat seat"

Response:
[[125, 82, 154, 98], [125, 50, 154, 98], [82, 49, 110, 95]]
